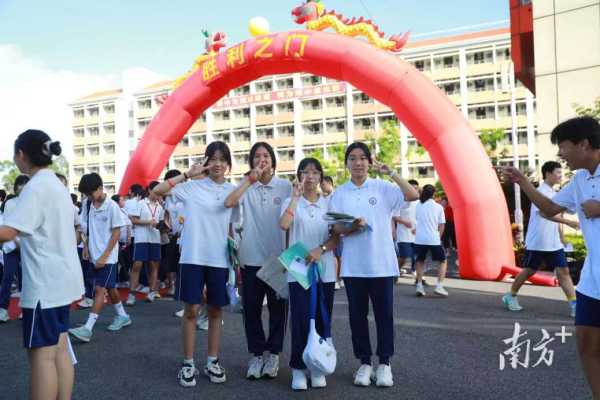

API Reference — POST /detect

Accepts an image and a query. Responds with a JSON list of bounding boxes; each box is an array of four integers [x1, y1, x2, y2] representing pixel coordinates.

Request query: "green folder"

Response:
[[278, 242, 323, 289]]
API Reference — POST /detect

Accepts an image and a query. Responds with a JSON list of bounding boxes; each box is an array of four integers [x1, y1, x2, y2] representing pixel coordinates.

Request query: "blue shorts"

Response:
[[522, 249, 567, 270], [22, 302, 70, 348], [134, 242, 161, 262], [414, 244, 446, 262], [575, 291, 600, 328], [397, 242, 414, 258], [93, 263, 117, 289], [334, 242, 343, 258], [177, 264, 229, 307]]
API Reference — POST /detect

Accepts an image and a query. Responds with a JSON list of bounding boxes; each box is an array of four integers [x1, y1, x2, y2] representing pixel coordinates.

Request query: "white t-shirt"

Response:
[[2, 197, 18, 254], [238, 176, 292, 267], [329, 178, 405, 278], [87, 197, 126, 264], [280, 195, 336, 283], [3, 169, 84, 309], [118, 208, 132, 243], [415, 199, 446, 246], [164, 195, 184, 236], [553, 165, 600, 300], [131, 198, 164, 244], [525, 182, 562, 251], [172, 177, 238, 268], [123, 197, 140, 238], [395, 200, 417, 243]]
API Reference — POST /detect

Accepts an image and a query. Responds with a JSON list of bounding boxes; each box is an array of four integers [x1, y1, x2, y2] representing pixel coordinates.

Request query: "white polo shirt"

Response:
[[172, 177, 238, 268], [238, 176, 292, 267], [124, 197, 140, 238], [4, 169, 84, 309], [132, 198, 164, 244], [118, 208, 132, 244], [329, 178, 405, 278], [415, 199, 446, 246], [525, 182, 562, 251], [280, 195, 336, 283], [395, 200, 417, 243], [2, 197, 18, 254], [87, 197, 126, 264], [553, 164, 600, 300], [164, 195, 184, 236]]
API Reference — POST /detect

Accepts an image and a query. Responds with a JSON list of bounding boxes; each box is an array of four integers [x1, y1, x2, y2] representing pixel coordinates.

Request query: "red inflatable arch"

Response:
[[119, 30, 515, 281]]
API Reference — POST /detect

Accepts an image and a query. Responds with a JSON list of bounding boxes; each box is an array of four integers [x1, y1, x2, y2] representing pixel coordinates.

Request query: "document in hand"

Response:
[[257, 254, 289, 299], [322, 212, 372, 232], [279, 242, 323, 289]]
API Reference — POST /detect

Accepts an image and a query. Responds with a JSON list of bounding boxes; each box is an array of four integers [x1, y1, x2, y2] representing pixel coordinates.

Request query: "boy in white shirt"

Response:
[[69, 173, 131, 343], [503, 116, 600, 398], [393, 179, 419, 281], [502, 161, 580, 316]]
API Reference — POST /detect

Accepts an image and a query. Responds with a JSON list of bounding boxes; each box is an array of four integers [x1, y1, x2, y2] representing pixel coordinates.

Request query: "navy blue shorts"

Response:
[[334, 242, 343, 258], [22, 302, 70, 348], [397, 242, 414, 258], [177, 264, 229, 307], [93, 263, 117, 289], [522, 249, 567, 270], [414, 244, 446, 262], [575, 291, 600, 328], [134, 242, 161, 262]]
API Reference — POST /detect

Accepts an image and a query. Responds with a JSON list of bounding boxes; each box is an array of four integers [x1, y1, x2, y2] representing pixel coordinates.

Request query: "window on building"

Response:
[[214, 111, 230, 121], [303, 122, 323, 135], [278, 149, 295, 161], [326, 120, 346, 133], [353, 92, 373, 104], [73, 128, 84, 138], [443, 55, 457, 68], [233, 108, 250, 119], [276, 78, 294, 90], [87, 126, 99, 136], [191, 134, 207, 146], [88, 165, 100, 174], [138, 119, 150, 131], [74, 167, 85, 176], [103, 124, 115, 135], [103, 163, 115, 175], [213, 131, 230, 142], [414, 60, 425, 71], [73, 109, 84, 119], [325, 96, 345, 108], [234, 152, 250, 166], [278, 125, 294, 137], [302, 75, 322, 87], [255, 81, 273, 93], [103, 104, 115, 114], [257, 127, 274, 140], [87, 145, 100, 156], [74, 146, 84, 157], [174, 157, 190, 169], [87, 107, 99, 117], [256, 104, 274, 115], [138, 99, 151, 110], [180, 135, 189, 147], [302, 99, 322, 111], [233, 85, 250, 96], [103, 143, 115, 154], [233, 130, 250, 142], [354, 117, 375, 130], [276, 102, 294, 113]]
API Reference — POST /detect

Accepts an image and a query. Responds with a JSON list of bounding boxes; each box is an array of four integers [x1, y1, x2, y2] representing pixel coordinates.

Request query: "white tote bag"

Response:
[[302, 263, 337, 375]]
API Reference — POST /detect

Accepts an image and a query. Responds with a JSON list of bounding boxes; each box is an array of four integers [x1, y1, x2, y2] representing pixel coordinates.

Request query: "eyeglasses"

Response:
[[299, 170, 321, 177]]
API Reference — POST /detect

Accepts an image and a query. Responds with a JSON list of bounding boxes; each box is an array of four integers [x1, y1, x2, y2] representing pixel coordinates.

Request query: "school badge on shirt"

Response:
[[369, 197, 378, 206]]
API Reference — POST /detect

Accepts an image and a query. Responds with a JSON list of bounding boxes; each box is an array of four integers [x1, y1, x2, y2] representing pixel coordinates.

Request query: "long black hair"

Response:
[[420, 184, 435, 203], [205, 141, 232, 168], [14, 129, 61, 167], [249, 142, 277, 170], [296, 157, 324, 182]]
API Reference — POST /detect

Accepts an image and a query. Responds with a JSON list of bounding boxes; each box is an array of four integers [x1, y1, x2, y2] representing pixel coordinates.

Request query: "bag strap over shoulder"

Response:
[[308, 263, 332, 339]]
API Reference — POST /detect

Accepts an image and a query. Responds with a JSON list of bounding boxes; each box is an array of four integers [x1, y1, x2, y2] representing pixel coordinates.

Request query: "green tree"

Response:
[[0, 155, 69, 192], [306, 144, 348, 185], [574, 97, 600, 119], [478, 127, 508, 165], [365, 120, 402, 178]]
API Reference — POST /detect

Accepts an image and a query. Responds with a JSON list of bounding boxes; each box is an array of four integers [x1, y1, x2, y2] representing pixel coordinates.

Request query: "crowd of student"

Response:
[[0, 116, 598, 399]]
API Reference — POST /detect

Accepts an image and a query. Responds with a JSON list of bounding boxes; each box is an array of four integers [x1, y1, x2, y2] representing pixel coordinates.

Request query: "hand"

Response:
[[402, 220, 412, 228], [566, 220, 580, 230], [306, 247, 324, 263], [292, 176, 305, 198], [187, 158, 210, 179], [581, 199, 600, 219], [371, 159, 393, 176], [502, 166, 526, 184], [249, 163, 267, 181], [151, 220, 158, 228], [82, 246, 90, 261], [411, 228, 416, 235], [95, 256, 107, 270], [351, 217, 367, 231]]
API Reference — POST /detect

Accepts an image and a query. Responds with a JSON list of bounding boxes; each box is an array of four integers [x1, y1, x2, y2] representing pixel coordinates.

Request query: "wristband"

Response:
[[248, 174, 257, 184]]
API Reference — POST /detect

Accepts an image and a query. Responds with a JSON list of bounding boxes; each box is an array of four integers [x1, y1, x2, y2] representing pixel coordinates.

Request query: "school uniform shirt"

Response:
[[87, 198, 127, 265], [238, 176, 293, 267], [118, 208, 132, 243], [171, 177, 238, 269], [395, 200, 417, 243], [329, 178, 405, 278], [525, 182, 562, 251], [414, 199, 446, 246], [123, 198, 140, 238], [164, 196, 184, 237], [73, 204, 81, 227], [131, 198, 164, 244], [280, 195, 336, 283], [553, 164, 600, 300], [3, 170, 84, 309], [1, 197, 18, 254]]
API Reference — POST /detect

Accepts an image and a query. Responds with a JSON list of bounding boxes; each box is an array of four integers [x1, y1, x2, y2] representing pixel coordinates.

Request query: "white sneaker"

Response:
[[262, 354, 279, 378], [78, 298, 93, 308], [416, 283, 426, 297], [147, 291, 158, 303], [204, 359, 226, 383], [140, 286, 150, 294], [168, 285, 176, 297], [174, 309, 184, 318], [0, 308, 9, 322], [196, 315, 209, 331], [178, 363, 199, 387], [353, 364, 373, 386], [375, 364, 393, 387], [310, 370, 327, 388], [125, 293, 136, 306], [246, 356, 264, 380], [291, 369, 308, 391], [159, 281, 167, 290], [434, 285, 449, 297], [502, 293, 523, 312], [339, 280, 344, 288], [334, 281, 341, 290], [10, 290, 21, 298]]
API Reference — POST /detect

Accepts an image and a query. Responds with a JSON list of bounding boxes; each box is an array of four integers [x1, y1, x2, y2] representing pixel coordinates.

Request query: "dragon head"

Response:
[[204, 31, 227, 54], [292, 0, 324, 24]]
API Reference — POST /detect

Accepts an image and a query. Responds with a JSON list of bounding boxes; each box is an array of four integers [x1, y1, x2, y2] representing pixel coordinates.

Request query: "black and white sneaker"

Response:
[[178, 363, 199, 387], [204, 359, 227, 383]]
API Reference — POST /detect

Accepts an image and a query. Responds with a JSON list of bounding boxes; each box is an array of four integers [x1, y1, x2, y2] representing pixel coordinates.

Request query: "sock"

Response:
[[436, 280, 443, 287], [84, 313, 99, 331], [207, 356, 218, 367], [113, 302, 128, 317], [184, 358, 195, 368]]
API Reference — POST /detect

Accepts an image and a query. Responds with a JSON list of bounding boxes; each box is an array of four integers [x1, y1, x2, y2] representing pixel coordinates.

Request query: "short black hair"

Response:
[[205, 141, 232, 168], [78, 173, 103, 196], [55, 173, 67, 183], [408, 179, 419, 186], [0, 194, 16, 213], [0, 189, 5, 203], [111, 194, 121, 204], [541, 161, 562, 179], [550, 116, 600, 149], [344, 141, 372, 165], [296, 157, 324, 182], [14, 175, 30, 193], [164, 169, 182, 180], [129, 183, 144, 197], [420, 184, 435, 203], [14, 129, 61, 167], [249, 142, 277, 170], [70, 193, 78, 205], [322, 176, 334, 185], [147, 180, 160, 192]]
